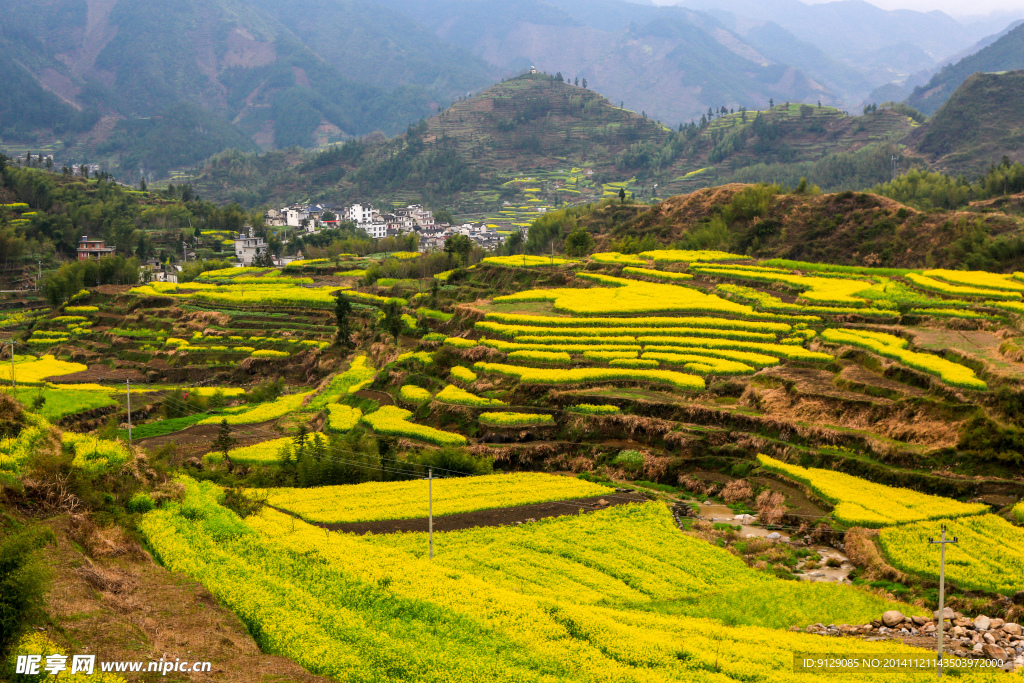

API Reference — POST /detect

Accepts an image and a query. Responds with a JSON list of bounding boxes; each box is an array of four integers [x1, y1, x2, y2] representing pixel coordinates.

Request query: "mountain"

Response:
[[0, 0, 494, 179], [907, 23, 1024, 115], [374, 0, 856, 124], [666, 0, 988, 71], [907, 70, 1024, 175], [188, 72, 919, 213]]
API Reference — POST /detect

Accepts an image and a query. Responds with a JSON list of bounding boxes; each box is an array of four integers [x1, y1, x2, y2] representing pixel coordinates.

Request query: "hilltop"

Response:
[[190, 74, 920, 216], [907, 70, 1024, 175]]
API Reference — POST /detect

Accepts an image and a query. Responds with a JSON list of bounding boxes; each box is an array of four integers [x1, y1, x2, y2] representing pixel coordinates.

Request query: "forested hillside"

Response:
[[0, 0, 493, 180]]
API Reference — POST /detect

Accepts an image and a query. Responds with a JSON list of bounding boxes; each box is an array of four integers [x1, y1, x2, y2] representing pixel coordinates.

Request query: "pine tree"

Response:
[[212, 419, 237, 464], [334, 293, 354, 349]]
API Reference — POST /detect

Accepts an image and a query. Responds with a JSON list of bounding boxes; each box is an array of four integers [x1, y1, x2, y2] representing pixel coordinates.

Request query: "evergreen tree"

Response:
[[334, 293, 354, 349], [212, 419, 237, 464], [381, 300, 404, 342]]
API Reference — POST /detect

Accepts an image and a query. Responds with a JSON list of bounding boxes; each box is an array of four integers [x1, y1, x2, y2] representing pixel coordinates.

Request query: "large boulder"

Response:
[[1002, 623, 1022, 636], [882, 611, 905, 628], [974, 615, 992, 631], [982, 643, 1007, 661]]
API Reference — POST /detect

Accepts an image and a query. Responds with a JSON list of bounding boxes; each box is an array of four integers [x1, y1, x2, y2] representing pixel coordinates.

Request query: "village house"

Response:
[[233, 227, 269, 266], [77, 235, 116, 260]]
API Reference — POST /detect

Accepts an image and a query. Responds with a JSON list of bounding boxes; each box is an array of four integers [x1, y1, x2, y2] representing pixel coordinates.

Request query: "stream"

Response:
[[695, 501, 855, 583]]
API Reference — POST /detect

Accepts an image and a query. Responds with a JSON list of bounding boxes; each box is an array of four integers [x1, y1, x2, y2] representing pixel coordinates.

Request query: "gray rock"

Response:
[[935, 607, 955, 621], [975, 615, 992, 631], [766, 532, 782, 540], [882, 610, 906, 628]]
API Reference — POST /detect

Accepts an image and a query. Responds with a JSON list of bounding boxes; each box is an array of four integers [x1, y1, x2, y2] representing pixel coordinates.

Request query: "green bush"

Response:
[[612, 449, 644, 472], [0, 528, 53, 668], [126, 492, 155, 513]]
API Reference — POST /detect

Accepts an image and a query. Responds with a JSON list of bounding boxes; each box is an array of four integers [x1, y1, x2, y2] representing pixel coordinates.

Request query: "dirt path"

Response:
[[40, 517, 332, 683], [354, 389, 394, 405], [269, 491, 650, 535], [138, 420, 277, 456]]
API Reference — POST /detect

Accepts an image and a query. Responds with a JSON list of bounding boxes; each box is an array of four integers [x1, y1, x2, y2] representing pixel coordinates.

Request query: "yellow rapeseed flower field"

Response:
[[757, 455, 988, 527]]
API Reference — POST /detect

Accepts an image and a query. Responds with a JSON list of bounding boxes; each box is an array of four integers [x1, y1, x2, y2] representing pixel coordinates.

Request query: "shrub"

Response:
[[126, 492, 156, 513], [612, 449, 644, 471], [0, 528, 52, 666], [721, 480, 753, 504]]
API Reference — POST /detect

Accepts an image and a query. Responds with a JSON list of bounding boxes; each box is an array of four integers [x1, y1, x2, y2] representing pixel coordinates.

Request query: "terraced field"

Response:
[[7, 244, 1024, 680]]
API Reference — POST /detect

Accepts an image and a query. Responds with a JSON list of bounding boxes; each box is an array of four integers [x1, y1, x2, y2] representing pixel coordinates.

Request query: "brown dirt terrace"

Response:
[[269, 491, 650, 535]]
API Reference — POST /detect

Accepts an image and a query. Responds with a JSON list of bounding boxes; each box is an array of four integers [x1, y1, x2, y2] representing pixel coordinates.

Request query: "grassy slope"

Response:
[[604, 184, 1024, 269]]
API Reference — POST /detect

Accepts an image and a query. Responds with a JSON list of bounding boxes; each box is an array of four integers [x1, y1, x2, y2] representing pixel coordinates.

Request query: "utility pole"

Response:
[[929, 525, 959, 678], [891, 154, 899, 182], [9, 340, 15, 391], [125, 379, 132, 447], [36, 261, 40, 291], [428, 467, 434, 559]]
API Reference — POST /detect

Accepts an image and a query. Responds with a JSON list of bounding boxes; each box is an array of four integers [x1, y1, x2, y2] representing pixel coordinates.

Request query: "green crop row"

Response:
[[622, 267, 693, 282], [507, 349, 572, 364], [479, 412, 555, 427], [360, 406, 467, 446], [820, 329, 986, 390], [449, 366, 478, 383], [473, 362, 706, 391], [482, 312, 792, 333]]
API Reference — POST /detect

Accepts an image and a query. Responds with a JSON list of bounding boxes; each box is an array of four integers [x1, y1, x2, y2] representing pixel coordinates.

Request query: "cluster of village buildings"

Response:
[[77, 201, 510, 276], [256, 202, 506, 263]]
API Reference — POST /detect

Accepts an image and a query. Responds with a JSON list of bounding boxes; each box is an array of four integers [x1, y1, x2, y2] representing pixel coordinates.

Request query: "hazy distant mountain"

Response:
[[869, 19, 1024, 107], [375, 0, 856, 123], [907, 22, 1024, 114], [666, 0, 986, 63], [0, 0, 493, 177]]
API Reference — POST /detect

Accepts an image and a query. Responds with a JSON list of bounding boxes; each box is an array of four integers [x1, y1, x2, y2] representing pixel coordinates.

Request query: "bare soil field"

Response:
[[271, 491, 650, 535]]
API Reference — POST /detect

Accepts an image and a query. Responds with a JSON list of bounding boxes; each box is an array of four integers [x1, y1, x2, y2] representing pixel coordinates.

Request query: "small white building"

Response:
[[264, 209, 287, 227], [347, 203, 376, 224], [358, 221, 387, 239], [234, 227, 269, 265], [285, 206, 308, 228]]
